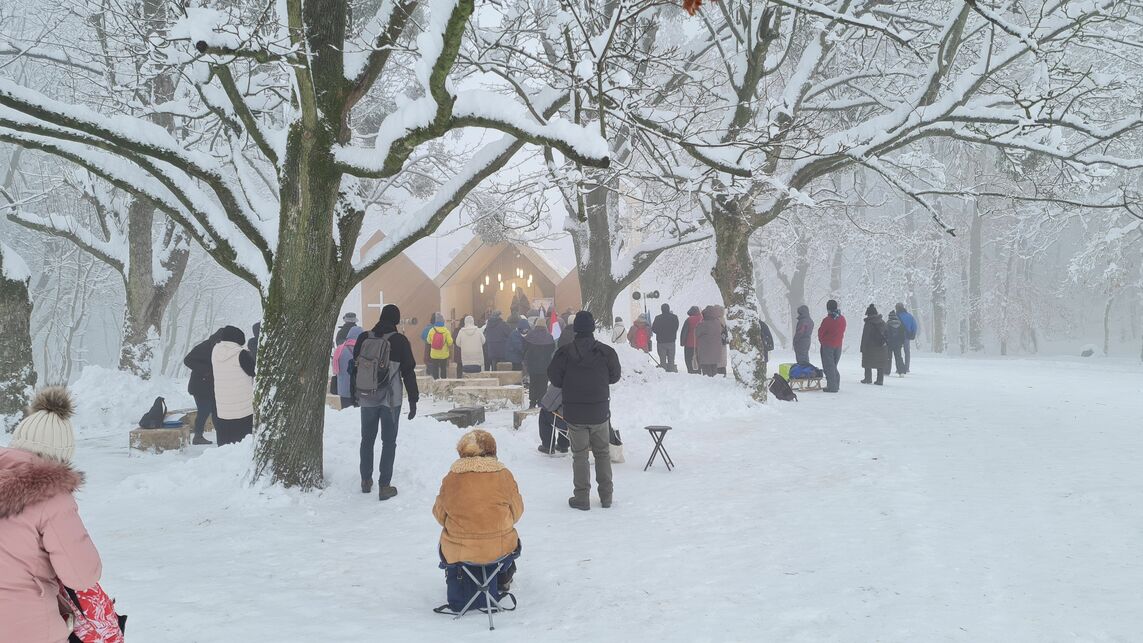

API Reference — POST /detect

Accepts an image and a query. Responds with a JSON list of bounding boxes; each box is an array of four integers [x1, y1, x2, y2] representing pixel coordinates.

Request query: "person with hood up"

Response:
[[455, 315, 487, 375], [548, 311, 621, 511], [424, 313, 453, 380], [247, 321, 262, 365], [0, 388, 118, 643], [651, 304, 680, 371], [183, 328, 222, 445], [433, 430, 524, 597], [505, 318, 530, 371], [860, 304, 890, 385], [792, 304, 814, 366], [817, 300, 846, 393], [335, 312, 358, 348], [352, 304, 420, 500], [334, 326, 365, 408], [523, 319, 556, 407], [885, 310, 907, 376], [679, 306, 703, 374], [211, 325, 255, 445], [694, 306, 725, 377], [895, 302, 917, 374], [627, 314, 652, 353], [610, 317, 626, 344], [483, 311, 511, 371]]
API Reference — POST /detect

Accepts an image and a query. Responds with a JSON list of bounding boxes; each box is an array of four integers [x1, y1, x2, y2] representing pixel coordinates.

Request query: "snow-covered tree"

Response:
[[0, 240, 35, 431], [0, 0, 609, 488]]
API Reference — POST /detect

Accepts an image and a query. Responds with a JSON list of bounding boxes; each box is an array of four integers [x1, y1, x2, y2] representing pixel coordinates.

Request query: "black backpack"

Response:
[[760, 321, 775, 354], [139, 397, 167, 428], [768, 374, 798, 402]]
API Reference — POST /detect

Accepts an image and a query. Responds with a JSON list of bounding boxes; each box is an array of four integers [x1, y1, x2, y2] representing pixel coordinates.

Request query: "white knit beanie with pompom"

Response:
[[10, 387, 76, 462]]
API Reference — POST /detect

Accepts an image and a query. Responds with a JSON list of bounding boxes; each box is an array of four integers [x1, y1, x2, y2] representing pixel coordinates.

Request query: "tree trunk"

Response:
[[0, 246, 36, 431], [712, 213, 768, 401], [968, 204, 983, 351], [570, 178, 624, 324], [119, 203, 189, 378], [1104, 294, 1115, 356], [829, 244, 843, 295], [252, 125, 348, 489], [931, 245, 946, 353]]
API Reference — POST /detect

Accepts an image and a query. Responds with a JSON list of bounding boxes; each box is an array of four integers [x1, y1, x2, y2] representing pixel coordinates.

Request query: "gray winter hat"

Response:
[[343, 312, 358, 323]]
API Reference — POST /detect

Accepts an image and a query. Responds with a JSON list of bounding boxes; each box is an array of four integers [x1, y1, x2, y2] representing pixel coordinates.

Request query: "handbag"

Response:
[[58, 583, 126, 643], [609, 426, 625, 464], [329, 375, 338, 396]]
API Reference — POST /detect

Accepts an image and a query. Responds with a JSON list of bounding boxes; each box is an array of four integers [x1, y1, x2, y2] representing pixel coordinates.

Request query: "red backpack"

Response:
[[430, 328, 446, 351], [635, 326, 650, 349]]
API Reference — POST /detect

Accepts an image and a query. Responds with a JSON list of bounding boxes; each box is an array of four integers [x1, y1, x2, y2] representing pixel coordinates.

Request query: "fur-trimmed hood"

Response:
[[449, 456, 507, 474], [0, 447, 84, 519]]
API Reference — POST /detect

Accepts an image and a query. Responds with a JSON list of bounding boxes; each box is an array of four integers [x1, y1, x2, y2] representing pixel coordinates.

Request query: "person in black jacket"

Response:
[[651, 304, 680, 371], [182, 328, 223, 445], [548, 311, 621, 511], [351, 304, 420, 500], [523, 319, 556, 407], [247, 321, 261, 365], [335, 312, 358, 348]]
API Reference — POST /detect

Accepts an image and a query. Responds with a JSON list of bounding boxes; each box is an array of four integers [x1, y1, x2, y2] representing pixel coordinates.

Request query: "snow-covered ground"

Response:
[[39, 351, 1143, 641]]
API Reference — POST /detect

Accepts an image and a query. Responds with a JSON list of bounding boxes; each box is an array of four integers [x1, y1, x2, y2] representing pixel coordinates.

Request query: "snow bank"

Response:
[[70, 366, 194, 440], [0, 242, 30, 282]]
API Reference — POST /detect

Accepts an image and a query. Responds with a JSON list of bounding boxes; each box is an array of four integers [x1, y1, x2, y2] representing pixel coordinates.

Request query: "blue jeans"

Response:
[[360, 405, 401, 486], [820, 345, 842, 392]]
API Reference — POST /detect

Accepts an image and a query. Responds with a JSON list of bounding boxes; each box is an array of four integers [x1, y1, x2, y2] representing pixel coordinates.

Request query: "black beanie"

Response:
[[866, 304, 878, 316], [380, 304, 401, 326], [572, 311, 595, 335], [827, 299, 838, 312]]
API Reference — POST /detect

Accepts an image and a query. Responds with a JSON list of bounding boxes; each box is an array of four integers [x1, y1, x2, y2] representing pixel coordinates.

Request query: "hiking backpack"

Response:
[[138, 397, 166, 429], [354, 333, 393, 394], [768, 374, 798, 402], [429, 328, 446, 351], [635, 326, 650, 349]]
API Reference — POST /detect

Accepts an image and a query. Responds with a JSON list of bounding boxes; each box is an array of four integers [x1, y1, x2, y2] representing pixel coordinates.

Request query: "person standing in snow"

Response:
[[627, 314, 652, 353], [433, 430, 524, 596], [652, 304, 680, 371], [483, 311, 511, 371], [817, 300, 846, 393], [455, 315, 487, 376], [506, 318, 530, 371], [548, 311, 621, 511], [425, 313, 453, 380], [860, 304, 890, 386], [334, 326, 364, 408], [895, 302, 917, 374], [247, 321, 261, 365], [352, 304, 420, 500], [885, 310, 907, 376], [335, 312, 358, 348], [212, 325, 255, 445], [0, 388, 118, 643], [523, 319, 556, 408], [792, 304, 814, 366], [679, 306, 702, 374], [183, 328, 222, 445], [610, 317, 626, 344], [695, 306, 724, 377]]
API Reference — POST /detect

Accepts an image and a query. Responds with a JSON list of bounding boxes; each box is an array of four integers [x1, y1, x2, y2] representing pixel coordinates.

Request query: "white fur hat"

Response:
[[10, 387, 76, 462]]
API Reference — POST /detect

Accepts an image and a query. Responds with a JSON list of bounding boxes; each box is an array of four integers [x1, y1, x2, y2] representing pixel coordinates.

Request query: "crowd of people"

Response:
[[793, 300, 918, 392], [183, 323, 261, 445], [615, 303, 731, 376]]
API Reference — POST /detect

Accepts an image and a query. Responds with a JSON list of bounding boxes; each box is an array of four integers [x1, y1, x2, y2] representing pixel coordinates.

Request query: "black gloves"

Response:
[[407, 400, 417, 420]]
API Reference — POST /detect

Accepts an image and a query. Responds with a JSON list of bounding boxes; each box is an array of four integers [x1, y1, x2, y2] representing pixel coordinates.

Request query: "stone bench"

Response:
[[431, 378, 499, 398], [453, 386, 525, 408], [488, 370, 524, 386], [429, 406, 487, 428], [495, 361, 516, 371], [513, 407, 540, 430], [169, 408, 212, 433], [130, 427, 190, 453]]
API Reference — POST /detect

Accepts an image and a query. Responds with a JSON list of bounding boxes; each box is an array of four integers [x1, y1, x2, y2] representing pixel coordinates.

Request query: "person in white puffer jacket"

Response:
[[211, 325, 255, 445], [455, 315, 486, 376]]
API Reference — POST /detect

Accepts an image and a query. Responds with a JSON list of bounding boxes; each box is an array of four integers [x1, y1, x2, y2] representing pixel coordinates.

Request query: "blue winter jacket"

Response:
[[898, 310, 918, 338]]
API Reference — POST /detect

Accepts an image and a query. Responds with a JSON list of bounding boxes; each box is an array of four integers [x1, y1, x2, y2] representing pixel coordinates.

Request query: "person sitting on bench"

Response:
[[433, 430, 525, 594]]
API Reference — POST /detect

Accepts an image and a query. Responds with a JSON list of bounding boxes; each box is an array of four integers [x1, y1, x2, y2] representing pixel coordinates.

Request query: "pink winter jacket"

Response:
[[0, 447, 102, 643]]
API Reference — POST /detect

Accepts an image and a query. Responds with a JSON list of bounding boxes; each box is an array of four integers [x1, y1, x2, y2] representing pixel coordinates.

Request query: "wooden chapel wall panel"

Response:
[[358, 250, 438, 357]]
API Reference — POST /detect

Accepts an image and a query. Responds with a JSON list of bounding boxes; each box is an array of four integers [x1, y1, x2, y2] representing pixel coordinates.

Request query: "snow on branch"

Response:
[[2, 205, 127, 275], [0, 38, 105, 76]]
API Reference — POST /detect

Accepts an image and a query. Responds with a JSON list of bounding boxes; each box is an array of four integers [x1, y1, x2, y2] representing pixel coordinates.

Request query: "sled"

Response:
[[788, 377, 824, 392]]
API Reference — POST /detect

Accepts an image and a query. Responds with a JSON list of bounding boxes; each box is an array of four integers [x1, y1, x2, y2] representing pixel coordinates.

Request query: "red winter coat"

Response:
[[818, 313, 846, 349], [680, 314, 702, 348]]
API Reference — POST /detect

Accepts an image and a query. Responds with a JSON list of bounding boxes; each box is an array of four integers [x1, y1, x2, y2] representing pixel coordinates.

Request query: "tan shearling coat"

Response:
[[433, 457, 523, 565]]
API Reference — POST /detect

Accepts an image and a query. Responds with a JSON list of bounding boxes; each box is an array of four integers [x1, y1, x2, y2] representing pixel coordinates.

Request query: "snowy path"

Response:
[[65, 354, 1142, 642]]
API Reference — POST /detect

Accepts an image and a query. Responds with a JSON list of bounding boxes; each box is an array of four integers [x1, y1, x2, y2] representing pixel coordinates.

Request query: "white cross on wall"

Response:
[[366, 291, 385, 316]]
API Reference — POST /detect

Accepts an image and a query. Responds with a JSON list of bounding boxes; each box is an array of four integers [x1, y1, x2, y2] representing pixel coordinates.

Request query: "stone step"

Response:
[[429, 406, 487, 429], [416, 375, 434, 393], [495, 362, 516, 371], [513, 407, 540, 430], [326, 394, 344, 410], [453, 386, 526, 408], [431, 378, 500, 398], [130, 427, 189, 454], [488, 370, 524, 386], [414, 365, 427, 376]]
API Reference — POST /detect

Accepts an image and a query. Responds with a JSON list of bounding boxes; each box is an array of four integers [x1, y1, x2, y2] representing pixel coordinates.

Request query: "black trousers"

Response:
[[191, 393, 215, 437], [214, 415, 253, 445], [527, 375, 547, 408]]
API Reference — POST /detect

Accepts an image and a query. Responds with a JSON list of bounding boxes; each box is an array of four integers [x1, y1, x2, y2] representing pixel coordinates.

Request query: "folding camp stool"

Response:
[[546, 411, 570, 455], [643, 425, 675, 471], [437, 554, 518, 630]]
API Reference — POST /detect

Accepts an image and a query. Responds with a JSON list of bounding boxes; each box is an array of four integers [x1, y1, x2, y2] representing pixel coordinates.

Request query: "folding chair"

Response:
[[546, 411, 570, 455], [434, 553, 518, 630]]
